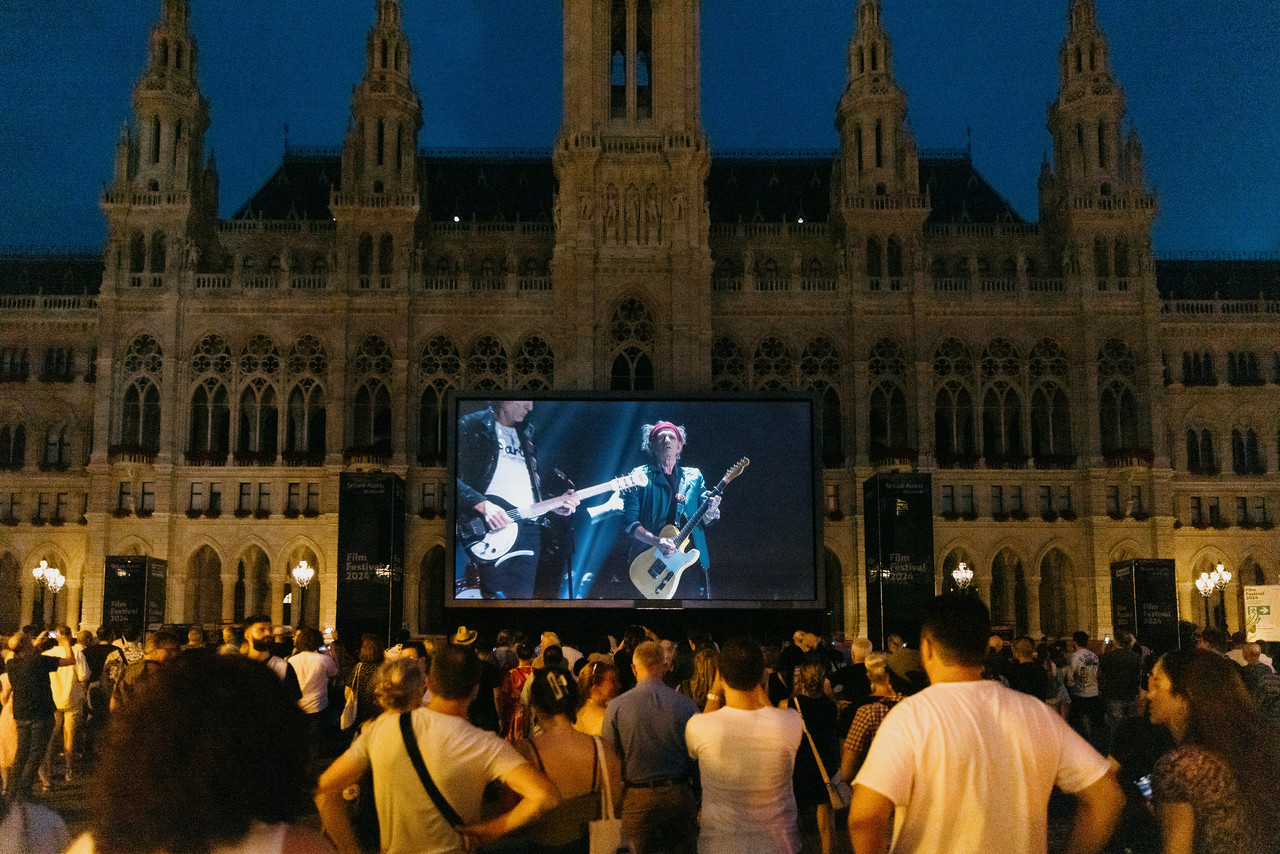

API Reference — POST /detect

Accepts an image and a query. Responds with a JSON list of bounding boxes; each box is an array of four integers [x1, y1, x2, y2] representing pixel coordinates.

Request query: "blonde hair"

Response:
[[865, 651, 892, 686], [374, 657, 427, 713]]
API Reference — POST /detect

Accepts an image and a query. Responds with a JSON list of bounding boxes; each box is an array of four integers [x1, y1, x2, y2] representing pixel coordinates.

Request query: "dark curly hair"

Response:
[[90, 652, 310, 854]]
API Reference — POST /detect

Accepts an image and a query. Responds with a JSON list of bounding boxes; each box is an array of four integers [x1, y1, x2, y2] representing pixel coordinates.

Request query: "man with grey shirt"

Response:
[[602, 640, 698, 854]]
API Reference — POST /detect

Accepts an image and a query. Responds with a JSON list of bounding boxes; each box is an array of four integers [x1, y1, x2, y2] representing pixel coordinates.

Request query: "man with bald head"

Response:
[[602, 640, 698, 854]]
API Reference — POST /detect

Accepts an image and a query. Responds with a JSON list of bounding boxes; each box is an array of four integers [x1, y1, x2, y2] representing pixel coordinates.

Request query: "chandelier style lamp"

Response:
[[952, 561, 974, 590], [292, 559, 314, 626]]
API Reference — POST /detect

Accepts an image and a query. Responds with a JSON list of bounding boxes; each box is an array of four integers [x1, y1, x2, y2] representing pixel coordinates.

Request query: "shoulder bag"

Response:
[[588, 735, 628, 854], [793, 697, 852, 811], [399, 711, 465, 830]]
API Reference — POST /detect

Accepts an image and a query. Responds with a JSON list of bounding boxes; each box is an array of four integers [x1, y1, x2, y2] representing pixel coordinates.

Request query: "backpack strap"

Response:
[[399, 712, 464, 829]]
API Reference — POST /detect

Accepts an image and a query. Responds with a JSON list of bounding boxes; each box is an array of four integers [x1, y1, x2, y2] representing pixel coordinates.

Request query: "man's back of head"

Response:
[[921, 594, 990, 668], [631, 640, 666, 678], [718, 636, 765, 691], [1011, 636, 1035, 663], [1072, 630, 1090, 650], [430, 642, 481, 701], [850, 637, 873, 663]]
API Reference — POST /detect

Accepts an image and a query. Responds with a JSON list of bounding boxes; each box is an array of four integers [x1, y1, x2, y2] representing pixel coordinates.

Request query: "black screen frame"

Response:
[[445, 390, 826, 610]]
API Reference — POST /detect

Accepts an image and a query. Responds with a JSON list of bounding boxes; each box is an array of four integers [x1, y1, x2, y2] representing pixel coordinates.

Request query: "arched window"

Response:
[[935, 383, 975, 462], [854, 125, 864, 173], [752, 337, 794, 390], [0, 425, 25, 470], [188, 380, 230, 457], [1186, 429, 1201, 471], [870, 383, 908, 457], [1114, 239, 1130, 277], [1093, 236, 1108, 279], [609, 298, 656, 391], [514, 336, 555, 389], [869, 338, 909, 458], [610, 0, 627, 119], [1098, 339, 1143, 455], [1097, 122, 1108, 169], [983, 383, 1024, 460], [418, 336, 461, 466], [150, 232, 166, 273], [466, 336, 510, 389], [358, 234, 373, 277], [711, 337, 747, 391], [866, 237, 882, 278], [122, 380, 162, 449], [378, 234, 394, 277], [376, 118, 386, 167], [874, 119, 883, 168], [801, 338, 843, 465], [238, 383, 278, 460], [130, 233, 147, 273], [1232, 428, 1264, 475], [885, 237, 904, 278], [286, 382, 326, 456], [352, 381, 392, 449], [636, 0, 653, 119], [151, 115, 162, 164]]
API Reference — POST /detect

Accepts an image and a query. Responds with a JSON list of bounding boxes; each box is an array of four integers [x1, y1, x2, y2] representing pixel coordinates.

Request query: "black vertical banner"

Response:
[[863, 473, 934, 650], [337, 473, 406, 645], [102, 556, 167, 639], [1111, 558, 1180, 655]]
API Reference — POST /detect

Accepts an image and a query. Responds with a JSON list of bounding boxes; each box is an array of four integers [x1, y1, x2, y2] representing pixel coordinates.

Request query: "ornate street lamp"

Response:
[[31, 559, 65, 625], [1196, 563, 1232, 630], [291, 560, 314, 626], [952, 561, 973, 590]]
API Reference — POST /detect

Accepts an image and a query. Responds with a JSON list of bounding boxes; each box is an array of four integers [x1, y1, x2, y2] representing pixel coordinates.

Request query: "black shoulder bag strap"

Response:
[[399, 711, 465, 829]]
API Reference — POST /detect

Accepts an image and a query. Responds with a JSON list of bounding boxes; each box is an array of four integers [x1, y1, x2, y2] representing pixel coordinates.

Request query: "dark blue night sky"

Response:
[[1, 0, 1277, 252]]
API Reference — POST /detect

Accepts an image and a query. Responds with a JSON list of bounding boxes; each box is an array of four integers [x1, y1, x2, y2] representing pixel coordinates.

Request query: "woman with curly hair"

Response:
[[66, 652, 330, 854], [1147, 647, 1280, 854], [345, 633, 384, 732]]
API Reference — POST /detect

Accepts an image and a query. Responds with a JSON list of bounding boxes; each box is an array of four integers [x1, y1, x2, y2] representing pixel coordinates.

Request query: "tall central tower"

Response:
[[553, 0, 713, 390], [331, 0, 423, 291]]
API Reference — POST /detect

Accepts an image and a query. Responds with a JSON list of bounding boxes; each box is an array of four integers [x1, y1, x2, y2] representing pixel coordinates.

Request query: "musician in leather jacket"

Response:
[[623, 421, 721, 599], [455, 401, 576, 598]]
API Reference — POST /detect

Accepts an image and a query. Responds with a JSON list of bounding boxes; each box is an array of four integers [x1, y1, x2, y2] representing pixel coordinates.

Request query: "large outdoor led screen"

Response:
[[448, 393, 822, 608]]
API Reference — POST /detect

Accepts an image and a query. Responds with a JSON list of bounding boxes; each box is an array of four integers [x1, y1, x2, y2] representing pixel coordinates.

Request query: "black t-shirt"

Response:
[[84, 642, 116, 683], [468, 659, 503, 732], [7, 654, 62, 720]]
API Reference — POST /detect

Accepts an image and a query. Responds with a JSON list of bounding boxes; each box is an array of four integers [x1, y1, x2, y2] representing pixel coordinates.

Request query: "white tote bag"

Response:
[[588, 736, 629, 854]]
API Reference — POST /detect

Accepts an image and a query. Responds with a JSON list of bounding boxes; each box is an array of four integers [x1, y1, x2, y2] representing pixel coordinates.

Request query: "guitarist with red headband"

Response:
[[623, 421, 722, 600]]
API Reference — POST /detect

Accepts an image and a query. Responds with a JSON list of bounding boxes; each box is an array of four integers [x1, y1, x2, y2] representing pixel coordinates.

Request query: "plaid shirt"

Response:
[[842, 692, 904, 777]]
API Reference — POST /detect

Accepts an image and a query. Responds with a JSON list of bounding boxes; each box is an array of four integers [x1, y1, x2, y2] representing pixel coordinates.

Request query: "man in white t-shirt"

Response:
[[687, 636, 803, 854], [287, 626, 339, 714], [848, 594, 1123, 854], [315, 643, 558, 854]]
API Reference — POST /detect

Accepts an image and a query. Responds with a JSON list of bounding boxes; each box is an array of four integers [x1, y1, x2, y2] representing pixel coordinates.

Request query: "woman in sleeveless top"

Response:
[[573, 660, 619, 736], [516, 669, 623, 854]]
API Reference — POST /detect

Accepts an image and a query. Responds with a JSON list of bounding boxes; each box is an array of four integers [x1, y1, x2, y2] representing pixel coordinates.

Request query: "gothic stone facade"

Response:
[[1, 0, 1278, 638]]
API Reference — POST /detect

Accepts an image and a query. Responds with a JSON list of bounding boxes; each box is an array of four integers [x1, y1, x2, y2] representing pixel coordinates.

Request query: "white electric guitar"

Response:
[[458, 470, 649, 562]]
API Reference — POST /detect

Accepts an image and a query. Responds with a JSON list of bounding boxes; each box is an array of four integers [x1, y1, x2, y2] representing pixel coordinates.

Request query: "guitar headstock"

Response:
[[722, 457, 749, 483], [621, 469, 649, 490]]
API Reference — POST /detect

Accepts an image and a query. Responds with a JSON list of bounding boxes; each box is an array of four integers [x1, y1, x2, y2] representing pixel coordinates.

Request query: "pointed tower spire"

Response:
[[339, 0, 422, 199], [835, 0, 919, 198], [124, 0, 208, 195], [833, 0, 928, 293], [332, 0, 423, 292]]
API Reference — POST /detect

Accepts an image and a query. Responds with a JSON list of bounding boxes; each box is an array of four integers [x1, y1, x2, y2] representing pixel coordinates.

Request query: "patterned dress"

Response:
[[1152, 745, 1252, 854]]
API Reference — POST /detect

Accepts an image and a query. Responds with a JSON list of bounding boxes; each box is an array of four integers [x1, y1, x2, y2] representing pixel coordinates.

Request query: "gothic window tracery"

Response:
[[934, 338, 976, 463], [284, 336, 327, 458], [514, 336, 554, 390], [467, 336, 509, 390], [352, 336, 394, 451], [1098, 339, 1141, 454], [711, 337, 746, 391], [118, 335, 163, 451], [418, 336, 460, 466], [609, 298, 655, 391], [753, 337, 794, 390], [801, 338, 843, 465], [869, 338, 909, 457], [1029, 339, 1072, 460]]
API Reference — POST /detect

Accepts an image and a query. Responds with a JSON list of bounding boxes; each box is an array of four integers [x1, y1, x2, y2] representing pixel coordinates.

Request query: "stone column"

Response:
[[1026, 574, 1043, 637], [63, 579, 82, 631], [269, 572, 287, 627], [220, 573, 238, 623]]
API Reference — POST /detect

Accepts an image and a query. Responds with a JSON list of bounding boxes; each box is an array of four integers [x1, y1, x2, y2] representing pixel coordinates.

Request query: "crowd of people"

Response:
[[0, 606, 1277, 854]]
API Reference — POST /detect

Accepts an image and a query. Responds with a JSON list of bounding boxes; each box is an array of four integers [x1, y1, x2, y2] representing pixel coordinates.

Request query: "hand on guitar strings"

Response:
[[704, 493, 722, 522], [551, 489, 579, 516], [475, 500, 514, 531]]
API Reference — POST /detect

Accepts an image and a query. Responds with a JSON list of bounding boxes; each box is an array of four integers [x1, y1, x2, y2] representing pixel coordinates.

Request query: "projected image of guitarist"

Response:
[[623, 421, 721, 600], [456, 400, 578, 598]]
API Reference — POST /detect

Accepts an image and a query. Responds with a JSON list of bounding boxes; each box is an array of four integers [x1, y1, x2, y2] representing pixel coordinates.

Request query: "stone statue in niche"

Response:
[[604, 185, 620, 244], [671, 190, 685, 222], [644, 183, 661, 245], [183, 239, 200, 271], [624, 184, 640, 245], [579, 191, 592, 221]]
